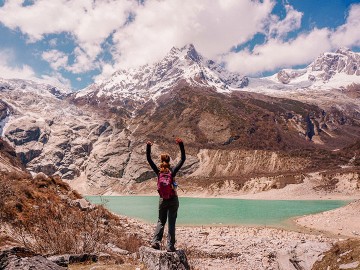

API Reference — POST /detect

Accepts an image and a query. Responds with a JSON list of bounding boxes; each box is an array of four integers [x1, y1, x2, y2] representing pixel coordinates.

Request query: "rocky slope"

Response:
[[1, 139, 359, 270], [0, 45, 360, 194], [0, 138, 146, 269]]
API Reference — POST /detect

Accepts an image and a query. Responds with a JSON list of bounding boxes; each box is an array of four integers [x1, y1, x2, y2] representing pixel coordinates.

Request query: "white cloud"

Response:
[[224, 28, 331, 75], [112, 0, 274, 68], [1, 0, 359, 83], [331, 4, 360, 48], [0, 49, 37, 79], [0, 0, 134, 73], [93, 63, 117, 83], [224, 3, 360, 75], [42, 50, 68, 70], [48, 38, 58, 47], [0, 48, 71, 90], [267, 4, 303, 38]]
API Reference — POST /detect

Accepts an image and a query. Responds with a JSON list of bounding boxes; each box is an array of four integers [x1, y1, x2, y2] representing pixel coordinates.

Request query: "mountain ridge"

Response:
[[0, 45, 359, 194]]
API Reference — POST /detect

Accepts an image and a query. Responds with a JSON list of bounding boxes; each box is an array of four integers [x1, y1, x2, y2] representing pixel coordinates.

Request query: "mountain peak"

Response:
[[335, 47, 351, 55], [168, 44, 201, 62], [76, 44, 248, 104], [272, 48, 360, 86], [183, 44, 201, 62]]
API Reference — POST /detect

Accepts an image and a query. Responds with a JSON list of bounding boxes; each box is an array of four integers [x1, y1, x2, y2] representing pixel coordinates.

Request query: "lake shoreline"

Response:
[[88, 196, 360, 269], [86, 195, 349, 229], [87, 191, 360, 201], [116, 209, 355, 270]]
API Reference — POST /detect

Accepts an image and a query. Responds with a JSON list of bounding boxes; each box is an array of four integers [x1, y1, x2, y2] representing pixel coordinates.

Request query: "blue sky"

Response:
[[0, 0, 359, 90]]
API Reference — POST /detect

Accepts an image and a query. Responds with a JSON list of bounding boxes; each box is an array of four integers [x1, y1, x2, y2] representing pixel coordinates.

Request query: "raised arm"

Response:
[[172, 138, 186, 177], [146, 141, 159, 175]]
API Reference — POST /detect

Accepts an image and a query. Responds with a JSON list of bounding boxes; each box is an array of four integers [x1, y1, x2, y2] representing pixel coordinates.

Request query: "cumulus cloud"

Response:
[[0, 48, 71, 89], [0, 49, 36, 79], [112, 0, 274, 67], [0, 0, 359, 85], [93, 63, 117, 83], [331, 4, 360, 48], [267, 4, 303, 38], [225, 3, 360, 75], [0, 0, 134, 73], [42, 50, 68, 70], [225, 28, 332, 75]]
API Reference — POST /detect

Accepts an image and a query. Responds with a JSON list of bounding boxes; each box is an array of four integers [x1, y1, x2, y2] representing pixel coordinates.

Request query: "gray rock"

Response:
[[106, 243, 130, 255], [6, 126, 41, 145], [70, 198, 94, 211], [139, 246, 190, 270], [0, 247, 66, 270], [47, 253, 98, 267]]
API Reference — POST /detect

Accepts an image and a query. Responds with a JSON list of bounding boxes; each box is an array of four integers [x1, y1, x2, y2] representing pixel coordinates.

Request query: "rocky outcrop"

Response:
[[312, 48, 360, 77], [190, 149, 309, 178], [276, 48, 360, 85], [0, 247, 66, 270], [0, 100, 10, 122], [6, 126, 41, 145], [277, 69, 307, 84], [47, 253, 98, 267], [139, 246, 190, 270]]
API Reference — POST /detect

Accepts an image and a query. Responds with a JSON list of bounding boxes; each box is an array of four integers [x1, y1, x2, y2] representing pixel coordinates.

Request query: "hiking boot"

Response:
[[151, 242, 160, 250], [166, 246, 176, 252]]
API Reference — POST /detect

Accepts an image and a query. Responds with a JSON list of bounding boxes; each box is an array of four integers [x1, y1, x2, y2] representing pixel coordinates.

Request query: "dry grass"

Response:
[[0, 169, 144, 256], [312, 239, 360, 270]]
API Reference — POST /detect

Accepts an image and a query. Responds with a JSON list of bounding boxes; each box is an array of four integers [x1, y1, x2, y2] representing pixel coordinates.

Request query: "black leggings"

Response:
[[152, 196, 179, 248]]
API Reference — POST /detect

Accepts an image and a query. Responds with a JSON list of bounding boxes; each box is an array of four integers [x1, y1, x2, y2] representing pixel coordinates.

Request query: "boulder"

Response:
[[139, 246, 190, 270], [69, 198, 95, 211], [47, 253, 98, 267], [0, 247, 66, 270]]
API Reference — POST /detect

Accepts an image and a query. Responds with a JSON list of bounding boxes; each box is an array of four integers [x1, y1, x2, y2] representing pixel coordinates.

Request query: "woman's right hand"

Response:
[[146, 141, 153, 146]]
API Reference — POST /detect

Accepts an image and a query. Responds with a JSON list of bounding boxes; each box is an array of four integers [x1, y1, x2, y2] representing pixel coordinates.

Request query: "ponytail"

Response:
[[159, 154, 170, 173]]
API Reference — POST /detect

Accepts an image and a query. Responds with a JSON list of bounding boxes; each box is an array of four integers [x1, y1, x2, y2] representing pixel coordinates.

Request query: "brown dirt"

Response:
[[312, 239, 360, 270]]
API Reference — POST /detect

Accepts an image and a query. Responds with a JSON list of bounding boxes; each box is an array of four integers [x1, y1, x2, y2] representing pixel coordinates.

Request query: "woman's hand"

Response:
[[175, 138, 183, 144], [146, 141, 153, 146]]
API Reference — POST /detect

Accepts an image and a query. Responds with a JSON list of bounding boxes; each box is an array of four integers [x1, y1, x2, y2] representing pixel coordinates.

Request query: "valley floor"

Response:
[[131, 199, 360, 270], [69, 170, 360, 269]]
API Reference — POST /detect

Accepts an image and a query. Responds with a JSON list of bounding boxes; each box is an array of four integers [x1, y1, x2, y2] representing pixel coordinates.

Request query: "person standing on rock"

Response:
[[146, 138, 186, 252]]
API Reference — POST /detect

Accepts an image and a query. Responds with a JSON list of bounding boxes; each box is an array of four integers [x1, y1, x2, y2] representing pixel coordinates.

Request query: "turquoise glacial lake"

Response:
[[86, 196, 348, 228]]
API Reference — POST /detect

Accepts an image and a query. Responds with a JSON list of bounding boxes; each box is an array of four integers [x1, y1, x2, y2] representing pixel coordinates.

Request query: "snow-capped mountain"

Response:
[[75, 44, 248, 103], [1, 46, 360, 195], [74, 45, 360, 113], [267, 48, 360, 88], [0, 78, 70, 99]]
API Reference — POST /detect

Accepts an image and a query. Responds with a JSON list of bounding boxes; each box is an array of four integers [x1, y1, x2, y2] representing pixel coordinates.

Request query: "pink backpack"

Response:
[[157, 171, 174, 199]]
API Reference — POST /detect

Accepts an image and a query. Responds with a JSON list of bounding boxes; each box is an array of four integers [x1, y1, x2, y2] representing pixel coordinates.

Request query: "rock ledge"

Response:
[[139, 246, 190, 270]]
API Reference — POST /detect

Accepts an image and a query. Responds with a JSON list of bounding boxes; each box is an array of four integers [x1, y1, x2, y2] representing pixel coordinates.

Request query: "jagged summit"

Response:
[[269, 48, 360, 87], [335, 47, 352, 54], [168, 44, 201, 62], [311, 47, 360, 77], [75, 44, 249, 103]]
